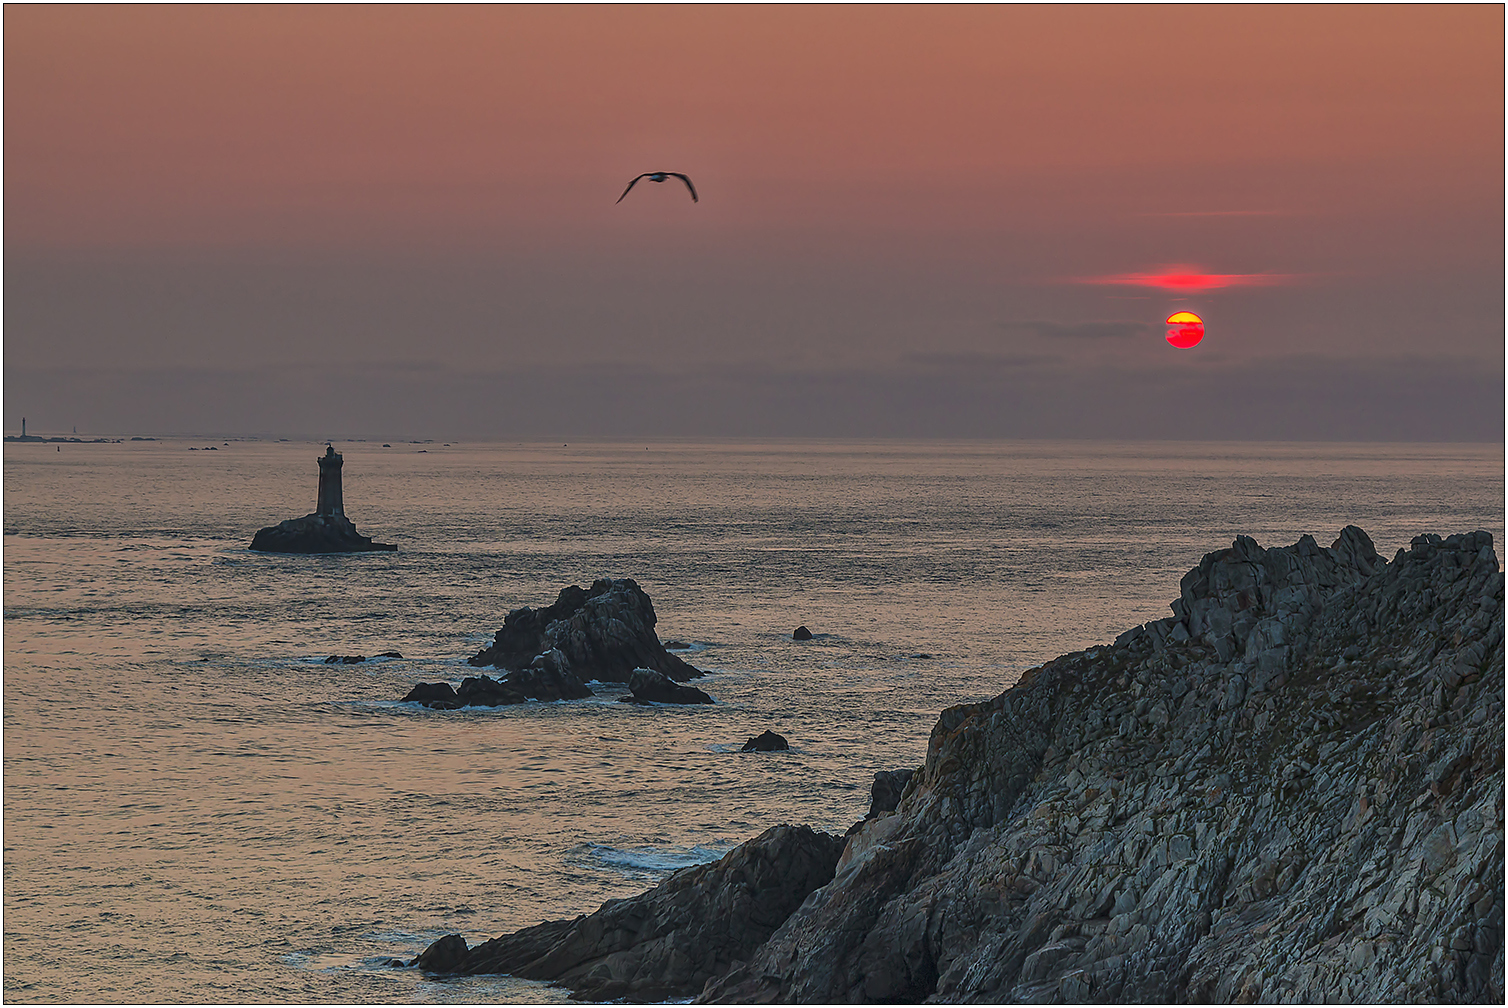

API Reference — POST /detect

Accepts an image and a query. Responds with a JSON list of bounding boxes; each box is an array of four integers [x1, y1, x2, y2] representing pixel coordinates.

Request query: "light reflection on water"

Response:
[[4, 437, 1502, 1002]]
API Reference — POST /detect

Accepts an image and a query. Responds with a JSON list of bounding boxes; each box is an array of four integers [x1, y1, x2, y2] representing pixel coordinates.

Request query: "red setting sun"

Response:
[[1165, 311, 1204, 348]]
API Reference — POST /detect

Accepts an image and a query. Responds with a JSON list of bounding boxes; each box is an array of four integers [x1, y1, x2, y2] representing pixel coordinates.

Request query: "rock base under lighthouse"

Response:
[[249, 513, 397, 554]]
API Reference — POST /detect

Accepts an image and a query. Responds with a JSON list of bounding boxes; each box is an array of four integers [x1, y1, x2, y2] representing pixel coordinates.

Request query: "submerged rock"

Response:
[[325, 654, 367, 664], [700, 529, 1505, 1004], [619, 667, 713, 705], [742, 730, 789, 752], [419, 824, 846, 1000], [249, 513, 396, 554], [470, 579, 702, 683]]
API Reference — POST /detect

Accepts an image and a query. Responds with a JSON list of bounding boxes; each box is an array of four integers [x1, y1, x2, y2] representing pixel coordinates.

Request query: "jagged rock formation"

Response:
[[401, 682, 468, 709], [470, 579, 702, 683], [249, 513, 396, 553], [619, 667, 715, 705], [417, 825, 847, 1001], [744, 730, 791, 752], [700, 529, 1504, 1003]]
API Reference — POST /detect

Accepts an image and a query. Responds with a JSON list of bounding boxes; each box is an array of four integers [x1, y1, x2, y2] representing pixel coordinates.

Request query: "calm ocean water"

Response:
[[3, 438, 1502, 1002]]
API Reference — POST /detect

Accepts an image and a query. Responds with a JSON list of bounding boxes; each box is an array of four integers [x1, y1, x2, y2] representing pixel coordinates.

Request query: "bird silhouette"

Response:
[[616, 172, 698, 203]]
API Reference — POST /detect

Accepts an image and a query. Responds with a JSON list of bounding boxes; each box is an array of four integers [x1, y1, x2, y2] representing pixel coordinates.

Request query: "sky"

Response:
[[5, 4, 1503, 440]]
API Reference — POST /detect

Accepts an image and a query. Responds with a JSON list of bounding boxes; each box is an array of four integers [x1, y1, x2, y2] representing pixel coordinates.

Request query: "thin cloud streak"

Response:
[[1136, 210, 1289, 217], [1077, 267, 1298, 290]]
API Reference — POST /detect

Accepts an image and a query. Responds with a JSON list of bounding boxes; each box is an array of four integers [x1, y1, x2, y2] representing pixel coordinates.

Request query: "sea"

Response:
[[3, 437, 1502, 1003]]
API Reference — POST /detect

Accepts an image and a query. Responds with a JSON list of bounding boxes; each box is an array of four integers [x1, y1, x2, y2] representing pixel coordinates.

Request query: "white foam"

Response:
[[571, 841, 732, 875]]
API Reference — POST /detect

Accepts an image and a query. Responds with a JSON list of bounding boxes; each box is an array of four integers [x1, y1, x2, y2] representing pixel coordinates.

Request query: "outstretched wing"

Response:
[[616, 174, 651, 203], [670, 173, 698, 202]]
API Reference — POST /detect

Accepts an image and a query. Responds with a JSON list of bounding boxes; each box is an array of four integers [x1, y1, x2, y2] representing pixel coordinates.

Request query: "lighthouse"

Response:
[[316, 445, 345, 517], [250, 443, 394, 552]]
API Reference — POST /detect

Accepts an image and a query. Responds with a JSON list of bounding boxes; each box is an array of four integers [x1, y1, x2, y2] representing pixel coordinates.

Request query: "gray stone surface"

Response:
[[699, 529, 1504, 1004]]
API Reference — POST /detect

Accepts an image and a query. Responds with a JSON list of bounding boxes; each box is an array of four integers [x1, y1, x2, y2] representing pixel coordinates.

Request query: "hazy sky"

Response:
[[6, 5, 1503, 439]]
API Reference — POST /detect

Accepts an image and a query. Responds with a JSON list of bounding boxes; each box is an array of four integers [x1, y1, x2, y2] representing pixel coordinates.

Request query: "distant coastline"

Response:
[[4, 435, 129, 443]]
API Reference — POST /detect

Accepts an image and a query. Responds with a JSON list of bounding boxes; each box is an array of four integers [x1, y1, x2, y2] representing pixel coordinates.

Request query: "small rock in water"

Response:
[[619, 667, 714, 705], [412, 933, 468, 973], [792, 626, 814, 640], [325, 654, 367, 664], [401, 682, 462, 709], [457, 675, 528, 707], [661, 640, 690, 650], [377, 650, 404, 659], [742, 730, 789, 752]]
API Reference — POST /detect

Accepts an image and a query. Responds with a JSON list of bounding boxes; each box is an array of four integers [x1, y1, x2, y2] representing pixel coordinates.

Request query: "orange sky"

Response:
[[4, 5, 1503, 438], [8, 5, 1501, 246]]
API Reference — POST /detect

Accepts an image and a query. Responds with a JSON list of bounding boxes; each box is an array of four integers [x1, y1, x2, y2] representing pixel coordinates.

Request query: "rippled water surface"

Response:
[[4, 438, 1501, 1002]]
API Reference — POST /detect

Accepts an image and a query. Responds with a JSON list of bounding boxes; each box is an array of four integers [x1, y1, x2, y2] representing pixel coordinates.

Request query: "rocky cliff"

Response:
[[702, 528, 1504, 1003], [413, 528, 1504, 1004]]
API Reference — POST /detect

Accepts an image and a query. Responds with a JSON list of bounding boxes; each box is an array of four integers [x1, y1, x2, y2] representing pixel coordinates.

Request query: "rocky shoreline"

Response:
[[411, 528, 1504, 1003]]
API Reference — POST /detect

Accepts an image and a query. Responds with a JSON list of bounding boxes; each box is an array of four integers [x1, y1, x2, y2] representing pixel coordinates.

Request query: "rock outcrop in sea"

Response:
[[469, 579, 703, 683], [250, 513, 397, 553], [402, 580, 701, 709], [414, 528, 1504, 1004], [743, 730, 790, 751], [619, 667, 715, 705], [402, 651, 595, 709]]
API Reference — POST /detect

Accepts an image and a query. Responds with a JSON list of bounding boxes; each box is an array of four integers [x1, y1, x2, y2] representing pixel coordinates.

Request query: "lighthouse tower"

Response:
[[316, 445, 344, 517]]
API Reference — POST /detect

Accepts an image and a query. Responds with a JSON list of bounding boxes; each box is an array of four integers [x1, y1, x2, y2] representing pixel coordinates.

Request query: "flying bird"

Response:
[[616, 172, 698, 203]]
